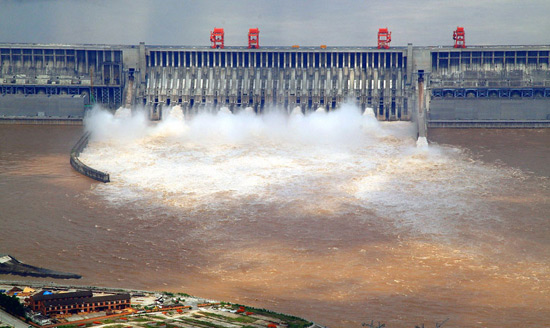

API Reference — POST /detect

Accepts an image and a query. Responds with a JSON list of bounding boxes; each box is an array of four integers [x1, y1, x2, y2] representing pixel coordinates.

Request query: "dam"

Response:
[[1, 41, 550, 127]]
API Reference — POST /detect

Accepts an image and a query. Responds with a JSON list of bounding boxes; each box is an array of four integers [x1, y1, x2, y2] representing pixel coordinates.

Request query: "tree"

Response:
[[0, 294, 26, 318]]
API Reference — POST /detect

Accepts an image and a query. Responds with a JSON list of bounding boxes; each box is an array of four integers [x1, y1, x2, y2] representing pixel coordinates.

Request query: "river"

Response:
[[0, 107, 549, 328]]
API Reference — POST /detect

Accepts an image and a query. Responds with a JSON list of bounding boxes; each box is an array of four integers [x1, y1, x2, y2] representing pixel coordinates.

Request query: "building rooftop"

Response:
[[42, 293, 131, 308], [32, 290, 92, 302]]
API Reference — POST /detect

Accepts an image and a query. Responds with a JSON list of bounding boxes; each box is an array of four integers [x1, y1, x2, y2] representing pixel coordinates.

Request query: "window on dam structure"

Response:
[[185, 52, 191, 66]]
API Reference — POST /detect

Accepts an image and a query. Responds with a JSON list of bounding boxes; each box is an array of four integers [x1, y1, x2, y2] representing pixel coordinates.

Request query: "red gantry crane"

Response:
[[453, 27, 466, 48], [248, 28, 260, 49], [377, 28, 392, 49], [210, 28, 224, 49]]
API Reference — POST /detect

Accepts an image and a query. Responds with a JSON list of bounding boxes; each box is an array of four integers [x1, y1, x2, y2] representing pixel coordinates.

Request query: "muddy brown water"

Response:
[[1, 123, 549, 328]]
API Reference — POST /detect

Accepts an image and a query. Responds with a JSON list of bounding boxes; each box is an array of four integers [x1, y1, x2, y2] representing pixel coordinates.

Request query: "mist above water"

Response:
[[80, 104, 516, 241], [3, 105, 547, 328]]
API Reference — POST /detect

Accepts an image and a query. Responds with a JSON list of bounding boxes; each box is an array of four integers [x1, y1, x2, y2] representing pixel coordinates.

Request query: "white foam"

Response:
[[416, 136, 428, 148], [315, 106, 326, 113], [219, 107, 232, 114], [81, 103, 509, 239], [163, 105, 184, 121], [114, 107, 132, 119], [290, 106, 302, 116], [363, 107, 375, 118]]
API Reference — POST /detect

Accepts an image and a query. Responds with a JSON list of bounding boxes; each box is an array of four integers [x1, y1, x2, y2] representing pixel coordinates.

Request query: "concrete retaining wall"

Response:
[[0, 94, 85, 118], [428, 98, 550, 121], [0, 117, 82, 125], [428, 120, 550, 128], [70, 132, 110, 183]]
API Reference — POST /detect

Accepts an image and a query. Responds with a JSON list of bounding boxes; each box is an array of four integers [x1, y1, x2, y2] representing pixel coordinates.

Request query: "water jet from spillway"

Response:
[[291, 106, 303, 116], [416, 136, 428, 148], [114, 107, 132, 119], [219, 107, 232, 114], [163, 105, 184, 121]]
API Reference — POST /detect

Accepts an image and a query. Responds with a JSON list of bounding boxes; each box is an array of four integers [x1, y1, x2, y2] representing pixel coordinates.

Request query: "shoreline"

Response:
[[0, 117, 83, 125], [0, 255, 81, 280], [0, 279, 149, 295], [0, 279, 325, 328]]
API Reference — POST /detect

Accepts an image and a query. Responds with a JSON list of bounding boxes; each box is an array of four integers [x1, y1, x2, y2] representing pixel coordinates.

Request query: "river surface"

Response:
[[1, 107, 549, 328]]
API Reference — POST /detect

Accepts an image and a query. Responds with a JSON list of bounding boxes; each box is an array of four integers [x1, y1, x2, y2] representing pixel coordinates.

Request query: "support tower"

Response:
[[210, 28, 224, 49], [248, 28, 260, 49], [378, 28, 392, 49], [453, 27, 466, 48]]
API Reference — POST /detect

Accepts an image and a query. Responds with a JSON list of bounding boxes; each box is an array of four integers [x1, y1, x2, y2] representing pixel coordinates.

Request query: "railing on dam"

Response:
[[70, 132, 110, 183], [428, 119, 550, 128]]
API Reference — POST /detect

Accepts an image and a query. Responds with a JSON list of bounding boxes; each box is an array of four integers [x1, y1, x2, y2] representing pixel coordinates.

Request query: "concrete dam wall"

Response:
[[425, 46, 550, 127], [1, 42, 549, 127], [143, 47, 410, 121]]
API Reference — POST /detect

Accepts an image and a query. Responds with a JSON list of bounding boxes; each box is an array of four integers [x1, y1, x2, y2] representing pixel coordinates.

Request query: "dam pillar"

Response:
[[416, 70, 427, 139], [406, 43, 413, 86]]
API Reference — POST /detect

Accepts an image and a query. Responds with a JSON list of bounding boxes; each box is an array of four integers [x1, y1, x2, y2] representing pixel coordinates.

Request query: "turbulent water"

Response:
[[81, 105, 529, 242], [1, 106, 549, 328]]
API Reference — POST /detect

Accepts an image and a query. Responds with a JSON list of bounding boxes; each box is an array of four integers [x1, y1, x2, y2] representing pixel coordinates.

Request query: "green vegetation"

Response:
[[0, 293, 26, 318], [130, 317, 150, 322], [179, 317, 227, 328], [161, 292, 175, 297], [147, 315, 166, 320], [57, 325, 77, 328], [140, 323, 157, 328], [197, 311, 256, 323], [233, 304, 312, 328]]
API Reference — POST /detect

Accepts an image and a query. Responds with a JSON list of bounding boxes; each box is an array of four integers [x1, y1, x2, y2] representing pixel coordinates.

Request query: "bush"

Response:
[[232, 304, 311, 328]]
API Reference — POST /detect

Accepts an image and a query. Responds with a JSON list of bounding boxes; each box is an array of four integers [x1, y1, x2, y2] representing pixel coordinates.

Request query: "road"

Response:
[[0, 309, 29, 328]]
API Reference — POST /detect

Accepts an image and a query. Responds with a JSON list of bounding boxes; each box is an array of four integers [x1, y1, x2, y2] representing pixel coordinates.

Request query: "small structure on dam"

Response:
[[1, 32, 549, 127]]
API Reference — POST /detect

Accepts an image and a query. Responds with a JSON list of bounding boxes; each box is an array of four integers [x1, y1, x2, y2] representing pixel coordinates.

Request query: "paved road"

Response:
[[0, 309, 29, 328]]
